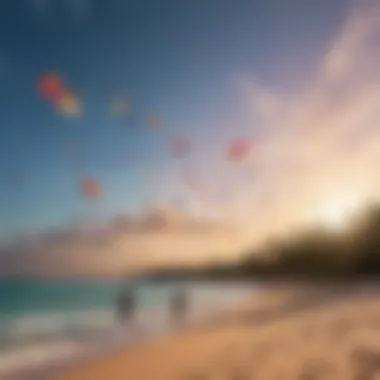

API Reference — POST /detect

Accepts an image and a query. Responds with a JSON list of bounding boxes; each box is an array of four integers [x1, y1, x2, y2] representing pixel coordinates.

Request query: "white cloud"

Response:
[[5, 1, 380, 276], [0, 203, 239, 277], [230, 1, 380, 245]]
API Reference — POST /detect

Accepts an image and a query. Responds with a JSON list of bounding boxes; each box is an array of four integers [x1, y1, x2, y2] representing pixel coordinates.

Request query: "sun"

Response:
[[316, 193, 363, 230]]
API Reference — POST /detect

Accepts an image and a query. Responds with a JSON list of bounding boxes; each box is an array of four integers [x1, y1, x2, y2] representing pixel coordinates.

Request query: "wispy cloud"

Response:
[[0, 203, 239, 277], [227, 1, 380, 245], [5, 1, 380, 276]]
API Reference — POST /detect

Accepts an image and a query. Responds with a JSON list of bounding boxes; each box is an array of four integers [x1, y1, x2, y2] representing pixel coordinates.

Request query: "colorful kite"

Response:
[[38, 72, 83, 118], [80, 178, 102, 200], [227, 139, 252, 161], [57, 92, 82, 117], [38, 73, 65, 103]]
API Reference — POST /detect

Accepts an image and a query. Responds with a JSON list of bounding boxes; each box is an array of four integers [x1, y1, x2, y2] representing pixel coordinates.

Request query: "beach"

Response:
[[0, 279, 258, 379], [26, 282, 380, 380]]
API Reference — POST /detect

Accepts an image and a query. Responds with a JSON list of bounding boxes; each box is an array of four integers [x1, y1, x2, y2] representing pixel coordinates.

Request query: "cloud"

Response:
[[5, 1, 380, 277], [0, 203, 239, 277], [229, 1, 380, 245]]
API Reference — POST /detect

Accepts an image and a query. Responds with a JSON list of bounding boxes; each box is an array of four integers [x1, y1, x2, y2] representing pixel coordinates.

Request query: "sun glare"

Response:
[[316, 193, 363, 230]]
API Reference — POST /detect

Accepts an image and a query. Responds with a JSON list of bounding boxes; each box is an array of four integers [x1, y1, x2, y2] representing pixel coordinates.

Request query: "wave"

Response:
[[0, 283, 254, 378], [0, 308, 149, 378], [0, 340, 87, 378], [0, 309, 115, 346]]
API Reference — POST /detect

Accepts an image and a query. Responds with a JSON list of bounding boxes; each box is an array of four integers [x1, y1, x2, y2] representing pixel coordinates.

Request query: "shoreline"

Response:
[[3, 287, 258, 380], [49, 283, 380, 380], [5, 281, 380, 380]]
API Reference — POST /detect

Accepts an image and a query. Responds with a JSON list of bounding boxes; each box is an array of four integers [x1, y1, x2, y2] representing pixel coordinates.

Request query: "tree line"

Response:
[[139, 202, 380, 282]]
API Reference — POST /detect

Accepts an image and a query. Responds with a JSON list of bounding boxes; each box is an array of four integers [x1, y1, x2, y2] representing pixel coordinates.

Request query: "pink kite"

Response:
[[80, 178, 102, 200], [227, 139, 252, 161]]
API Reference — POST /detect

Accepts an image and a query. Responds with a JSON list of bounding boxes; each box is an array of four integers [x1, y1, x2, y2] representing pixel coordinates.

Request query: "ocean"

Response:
[[0, 279, 255, 378]]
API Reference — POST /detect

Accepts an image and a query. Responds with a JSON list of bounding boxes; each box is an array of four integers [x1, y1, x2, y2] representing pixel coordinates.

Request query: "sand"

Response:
[[46, 283, 380, 380]]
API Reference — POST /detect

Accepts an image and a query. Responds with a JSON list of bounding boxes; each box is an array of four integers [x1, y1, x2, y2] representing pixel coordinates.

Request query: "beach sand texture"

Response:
[[47, 284, 380, 380]]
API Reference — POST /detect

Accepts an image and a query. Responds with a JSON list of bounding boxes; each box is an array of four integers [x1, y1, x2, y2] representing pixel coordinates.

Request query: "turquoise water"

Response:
[[0, 279, 255, 377], [0, 279, 253, 317], [0, 280, 121, 316]]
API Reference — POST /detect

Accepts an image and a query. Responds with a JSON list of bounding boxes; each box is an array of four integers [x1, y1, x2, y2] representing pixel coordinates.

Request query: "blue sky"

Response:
[[0, 0, 352, 238]]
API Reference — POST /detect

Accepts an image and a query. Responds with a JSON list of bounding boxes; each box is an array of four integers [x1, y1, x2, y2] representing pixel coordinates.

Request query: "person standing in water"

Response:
[[171, 288, 188, 325], [116, 287, 135, 327]]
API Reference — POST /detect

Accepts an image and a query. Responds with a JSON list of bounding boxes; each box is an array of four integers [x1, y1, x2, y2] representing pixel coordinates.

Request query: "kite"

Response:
[[170, 135, 190, 158], [227, 139, 252, 161], [80, 178, 102, 200], [57, 92, 82, 117], [37, 73, 83, 118], [38, 73, 65, 103]]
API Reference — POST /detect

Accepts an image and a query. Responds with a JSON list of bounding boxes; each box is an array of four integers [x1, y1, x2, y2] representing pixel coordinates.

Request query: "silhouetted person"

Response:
[[171, 288, 188, 325], [116, 287, 135, 326]]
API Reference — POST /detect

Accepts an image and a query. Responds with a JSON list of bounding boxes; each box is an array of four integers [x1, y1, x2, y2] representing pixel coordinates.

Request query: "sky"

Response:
[[0, 0, 379, 277]]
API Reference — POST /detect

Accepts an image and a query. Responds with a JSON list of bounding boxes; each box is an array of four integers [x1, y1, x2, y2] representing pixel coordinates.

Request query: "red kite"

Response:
[[227, 139, 252, 161], [38, 73, 64, 103], [80, 178, 102, 200]]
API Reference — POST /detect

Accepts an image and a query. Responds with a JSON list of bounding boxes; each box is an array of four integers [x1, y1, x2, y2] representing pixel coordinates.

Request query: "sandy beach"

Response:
[[33, 283, 380, 380]]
